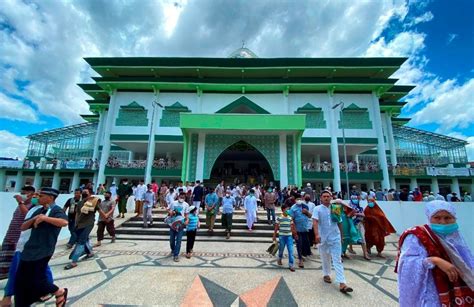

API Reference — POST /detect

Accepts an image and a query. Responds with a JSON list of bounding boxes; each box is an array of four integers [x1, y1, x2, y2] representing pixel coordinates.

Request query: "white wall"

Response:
[[377, 201, 474, 250]]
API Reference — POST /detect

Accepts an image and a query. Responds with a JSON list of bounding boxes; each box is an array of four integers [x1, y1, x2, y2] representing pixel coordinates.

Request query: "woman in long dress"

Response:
[[396, 200, 474, 306], [363, 198, 396, 258]]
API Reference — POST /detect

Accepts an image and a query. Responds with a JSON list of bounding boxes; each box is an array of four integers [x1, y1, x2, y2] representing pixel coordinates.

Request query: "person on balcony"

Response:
[[117, 178, 132, 218]]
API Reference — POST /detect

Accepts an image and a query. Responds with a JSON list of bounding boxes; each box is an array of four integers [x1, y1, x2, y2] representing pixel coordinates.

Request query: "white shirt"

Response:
[[232, 187, 241, 198], [109, 185, 117, 198], [134, 184, 147, 200], [168, 200, 190, 217], [312, 204, 341, 244], [166, 191, 177, 205]]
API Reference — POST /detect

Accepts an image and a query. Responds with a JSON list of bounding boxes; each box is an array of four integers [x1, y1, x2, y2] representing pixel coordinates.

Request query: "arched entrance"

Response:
[[209, 140, 275, 186]]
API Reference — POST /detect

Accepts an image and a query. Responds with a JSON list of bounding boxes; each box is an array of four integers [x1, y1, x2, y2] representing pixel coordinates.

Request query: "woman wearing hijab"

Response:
[[396, 200, 474, 306], [363, 198, 396, 258]]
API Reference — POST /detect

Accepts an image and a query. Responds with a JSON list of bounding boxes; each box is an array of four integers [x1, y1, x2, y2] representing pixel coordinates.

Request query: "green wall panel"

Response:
[[116, 102, 149, 127], [286, 135, 295, 185], [203, 134, 280, 180]]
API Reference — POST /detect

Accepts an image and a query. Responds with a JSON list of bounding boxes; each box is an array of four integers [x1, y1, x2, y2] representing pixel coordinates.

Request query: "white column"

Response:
[[410, 178, 418, 191], [92, 110, 106, 170], [71, 171, 80, 192], [384, 113, 398, 166], [327, 92, 341, 192], [97, 90, 118, 187], [451, 178, 460, 196], [145, 93, 159, 184], [14, 170, 23, 192], [390, 177, 396, 189], [372, 92, 390, 190], [33, 171, 41, 190], [431, 178, 439, 193], [279, 134, 288, 188], [315, 154, 320, 172], [0, 170, 6, 192], [195, 133, 206, 181], [355, 154, 360, 173], [93, 172, 99, 187], [52, 171, 60, 190], [283, 88, 289, 114], [197, 88, 202, 113]]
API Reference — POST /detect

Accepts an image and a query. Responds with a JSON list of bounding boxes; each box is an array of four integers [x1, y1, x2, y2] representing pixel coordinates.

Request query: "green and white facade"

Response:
[[1, 48, 472, 195]]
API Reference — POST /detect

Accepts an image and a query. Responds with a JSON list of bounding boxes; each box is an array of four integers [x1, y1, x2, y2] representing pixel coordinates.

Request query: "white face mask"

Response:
[[226, 194, 230, 197], [178, 198, 184, 203]]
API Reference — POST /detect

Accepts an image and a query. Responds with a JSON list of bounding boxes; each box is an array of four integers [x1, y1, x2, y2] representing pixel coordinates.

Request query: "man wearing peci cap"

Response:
[[14, 187, 69, 306]]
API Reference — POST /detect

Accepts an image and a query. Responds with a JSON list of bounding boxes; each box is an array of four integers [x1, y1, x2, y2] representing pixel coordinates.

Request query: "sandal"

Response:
[[340, 286, 353, 294], [55, 288, 68, 307], [39, 293, 54, 302], [64, 263, 77, 270], [323, 276, 332, 283]]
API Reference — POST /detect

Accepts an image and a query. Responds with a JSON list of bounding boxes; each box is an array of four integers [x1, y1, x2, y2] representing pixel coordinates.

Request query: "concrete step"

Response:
[[130, 216, 272, 224], [114, 234, 274, 244], [114, 227, 274, 237], [121, 220, 275, 230]]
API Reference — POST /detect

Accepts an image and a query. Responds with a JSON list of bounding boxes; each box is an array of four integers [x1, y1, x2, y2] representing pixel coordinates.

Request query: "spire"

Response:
[[228, 44, 258, 58]]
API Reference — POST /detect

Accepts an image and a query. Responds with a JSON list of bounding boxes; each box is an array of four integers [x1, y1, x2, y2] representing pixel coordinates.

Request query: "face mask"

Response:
[[31, 198, 39, 205], [123, 182, 128, 185], [367, 202, 375, 208], [105, 196, 110, 200], [430, 223, 459, 236], [178, 199, 184, 203], [352, 200, 359, 205], [21, 194, 27, 201], [226, 194, 230, 198]]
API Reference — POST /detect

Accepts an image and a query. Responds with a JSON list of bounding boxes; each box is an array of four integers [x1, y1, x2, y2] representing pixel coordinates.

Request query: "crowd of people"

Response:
[[106, 156, 181, 169], [0, 179, 473, 306], [302, 161, 380, 172], [22, 158, 99, 170]]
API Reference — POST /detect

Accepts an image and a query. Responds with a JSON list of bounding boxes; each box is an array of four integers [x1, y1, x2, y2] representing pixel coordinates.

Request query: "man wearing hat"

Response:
[[14, 187, 69, 306]]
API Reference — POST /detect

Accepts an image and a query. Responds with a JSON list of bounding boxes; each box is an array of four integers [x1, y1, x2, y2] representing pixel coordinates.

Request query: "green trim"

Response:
[[181, 133, 189, 182], [85, 57, 408, 67], [187, 134, 199, 181], [180, 114, 306, 131], [287, 135, 295, 185], [110, 134, 184, 142], [301, 137, 378, 144], [110, 134, 149, 141], [296, 132, 303, 186], [104, 168, 144, 176], [215, 96, 270, 114], [150, 168, 182, 177], [154, 135, 183, 142], [99, 145, 127, 151]]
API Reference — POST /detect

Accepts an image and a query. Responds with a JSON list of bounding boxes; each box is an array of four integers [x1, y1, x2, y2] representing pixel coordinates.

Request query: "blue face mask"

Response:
[[31, 198, 39, 205], [367, 202, 375, 208], [352, 200, 359, 205], [430, 223, 459, 236]]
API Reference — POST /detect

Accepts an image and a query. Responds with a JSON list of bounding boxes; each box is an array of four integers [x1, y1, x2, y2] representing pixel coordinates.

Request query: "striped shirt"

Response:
[[276, 215, 292, 236], [187, 214, 199, 231]]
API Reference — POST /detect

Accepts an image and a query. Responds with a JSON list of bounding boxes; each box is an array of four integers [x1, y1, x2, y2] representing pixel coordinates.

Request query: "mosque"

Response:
[[1, 48, 472, 196]]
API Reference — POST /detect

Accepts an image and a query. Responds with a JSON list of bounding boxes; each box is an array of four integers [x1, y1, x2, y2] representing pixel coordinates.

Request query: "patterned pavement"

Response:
[[0, 236, 401, 306]]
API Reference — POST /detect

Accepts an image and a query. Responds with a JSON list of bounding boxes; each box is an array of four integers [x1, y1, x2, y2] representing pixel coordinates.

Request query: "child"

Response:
[[272, 203, 297, 272], [185, 206, 200, 259]]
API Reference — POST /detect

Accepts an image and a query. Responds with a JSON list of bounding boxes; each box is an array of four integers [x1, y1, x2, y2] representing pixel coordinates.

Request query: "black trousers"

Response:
[[97, 220, 116, 241], [186, 230, 197, 253], [14, 256, 59, 307]]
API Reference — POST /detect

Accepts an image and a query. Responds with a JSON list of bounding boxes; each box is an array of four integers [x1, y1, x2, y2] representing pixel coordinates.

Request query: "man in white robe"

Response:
[[244, 189, 258, 231]]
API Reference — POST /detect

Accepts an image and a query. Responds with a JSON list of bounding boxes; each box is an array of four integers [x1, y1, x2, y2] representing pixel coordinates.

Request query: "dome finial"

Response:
[[228, 44, 258, 59]]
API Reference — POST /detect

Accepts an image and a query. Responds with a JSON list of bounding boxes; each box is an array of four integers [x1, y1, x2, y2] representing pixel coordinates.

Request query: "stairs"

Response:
[[115, 208, 276, 243]]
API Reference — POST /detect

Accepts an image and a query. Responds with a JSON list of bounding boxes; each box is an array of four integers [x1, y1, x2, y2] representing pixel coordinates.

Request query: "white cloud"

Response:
[[447, 33, 458, 44], [0, 130, 28, 159], [411, 78, 474, 132], [0, 92, 38, 122], [408, 11, 434, 26]]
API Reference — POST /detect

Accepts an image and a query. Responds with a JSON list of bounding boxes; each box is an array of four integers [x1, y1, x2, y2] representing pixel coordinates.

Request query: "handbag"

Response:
[[266, 241, 279, 256]]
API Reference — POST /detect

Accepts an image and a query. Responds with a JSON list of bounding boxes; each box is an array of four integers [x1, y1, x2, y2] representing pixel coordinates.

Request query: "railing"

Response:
[[106, 158, 181, 170], [391, 167, 426, 176], [0, 159, 98, 170], [302, 162, 380, 173]]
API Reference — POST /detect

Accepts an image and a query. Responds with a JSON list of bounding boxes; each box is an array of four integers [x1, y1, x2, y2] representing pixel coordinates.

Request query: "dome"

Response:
[[228, 47, 258, 59]]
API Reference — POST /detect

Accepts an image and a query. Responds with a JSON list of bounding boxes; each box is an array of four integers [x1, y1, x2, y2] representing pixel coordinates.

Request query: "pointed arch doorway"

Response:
[[209, 140, 274, 186]]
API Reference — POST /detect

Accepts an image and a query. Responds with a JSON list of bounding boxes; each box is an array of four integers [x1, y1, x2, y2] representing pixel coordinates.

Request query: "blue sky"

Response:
[[0, 0, 473, 159]]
